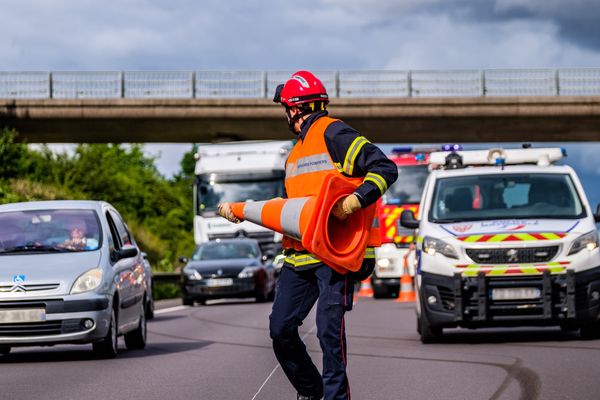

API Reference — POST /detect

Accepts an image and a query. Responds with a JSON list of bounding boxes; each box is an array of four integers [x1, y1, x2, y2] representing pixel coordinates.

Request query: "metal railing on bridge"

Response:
[[1, 68, 600, 99]]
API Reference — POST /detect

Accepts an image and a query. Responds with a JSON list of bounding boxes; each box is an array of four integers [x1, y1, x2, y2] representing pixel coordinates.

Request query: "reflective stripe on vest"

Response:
[[284, 116, 380, 253], [285, 246, 376, 267]]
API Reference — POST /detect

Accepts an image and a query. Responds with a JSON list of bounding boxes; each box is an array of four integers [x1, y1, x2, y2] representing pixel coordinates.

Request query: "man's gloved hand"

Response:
[[331, 194, 362, 221], [217, 203, 241, 224]]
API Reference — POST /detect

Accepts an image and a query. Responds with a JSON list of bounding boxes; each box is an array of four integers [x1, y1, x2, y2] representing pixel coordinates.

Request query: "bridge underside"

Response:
[[2, 97, 600, 143]]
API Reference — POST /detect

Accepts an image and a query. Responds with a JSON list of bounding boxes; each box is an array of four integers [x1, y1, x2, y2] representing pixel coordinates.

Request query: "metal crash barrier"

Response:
[[1, 68, 600, 99]]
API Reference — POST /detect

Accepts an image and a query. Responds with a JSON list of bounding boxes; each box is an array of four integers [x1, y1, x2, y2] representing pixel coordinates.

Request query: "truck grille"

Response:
[[466, 246, 558, 264], [208, 231, 274, 243]]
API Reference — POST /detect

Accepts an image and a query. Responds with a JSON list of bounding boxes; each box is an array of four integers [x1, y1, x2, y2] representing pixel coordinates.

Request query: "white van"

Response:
[[401, 147, 600, 343]]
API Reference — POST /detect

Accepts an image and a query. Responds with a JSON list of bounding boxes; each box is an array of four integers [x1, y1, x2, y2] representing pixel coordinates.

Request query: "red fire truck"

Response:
[[371, 147, 433, 298]]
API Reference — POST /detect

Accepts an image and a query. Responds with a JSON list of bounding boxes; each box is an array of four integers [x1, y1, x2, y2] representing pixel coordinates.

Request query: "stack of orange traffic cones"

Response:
[[395, 249, 416, 302], [357, 278, 374, 297]]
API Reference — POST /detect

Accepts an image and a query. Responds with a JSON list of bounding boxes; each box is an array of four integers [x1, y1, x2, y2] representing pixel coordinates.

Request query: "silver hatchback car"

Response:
[[0, 200, 148, 358]]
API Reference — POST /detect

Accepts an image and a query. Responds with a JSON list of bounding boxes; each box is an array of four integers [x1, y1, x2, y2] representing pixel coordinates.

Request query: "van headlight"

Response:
[[567, 231, 599, 255], [238, 267, 260, 279], [71, 268, 103, 294], [423, 236, 459, 259]]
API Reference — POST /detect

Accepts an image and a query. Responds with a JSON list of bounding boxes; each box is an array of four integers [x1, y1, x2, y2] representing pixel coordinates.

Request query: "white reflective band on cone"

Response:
[[280, 197, 310, 241]]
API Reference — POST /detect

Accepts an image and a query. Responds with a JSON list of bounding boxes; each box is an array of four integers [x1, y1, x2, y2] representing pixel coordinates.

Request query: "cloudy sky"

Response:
[[3, 0, 600, 70], [4, 0, 600, 200]]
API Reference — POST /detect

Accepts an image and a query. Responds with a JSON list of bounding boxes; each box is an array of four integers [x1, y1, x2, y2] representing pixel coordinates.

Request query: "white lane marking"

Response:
[[250, 324, 317, 400], [154, 305, 189, 315]]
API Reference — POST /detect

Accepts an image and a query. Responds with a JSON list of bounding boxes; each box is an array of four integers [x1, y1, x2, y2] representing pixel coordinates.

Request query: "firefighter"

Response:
[[218, 70, 397, 400]]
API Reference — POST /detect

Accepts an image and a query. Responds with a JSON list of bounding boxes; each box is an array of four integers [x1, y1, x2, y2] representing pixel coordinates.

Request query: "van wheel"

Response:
[[0, 346, 11, 356], [125, 303, 147, 350], [182, 296, 194, 306], [93, 308, 118, 358], [580, 322, 600, 340], [419, 301, 443, 344]]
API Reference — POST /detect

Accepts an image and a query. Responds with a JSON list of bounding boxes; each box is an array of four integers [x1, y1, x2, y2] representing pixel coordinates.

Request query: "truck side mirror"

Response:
[[179, 256, 189, 264], [595, 204, 600, 223], [400, 210, 420, 229]]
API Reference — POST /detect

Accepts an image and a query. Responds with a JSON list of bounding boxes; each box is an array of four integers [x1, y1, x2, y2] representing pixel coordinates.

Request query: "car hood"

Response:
[[0, 251, 102, 289], [186, 258, 261, 276], [439, 219, 582, 238]]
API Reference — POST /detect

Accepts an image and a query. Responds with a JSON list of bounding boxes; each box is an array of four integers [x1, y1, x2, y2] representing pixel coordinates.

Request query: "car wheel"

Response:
[[93, 307, 118, 359], [419, 299, 443, 344], [196, 298, 206, 305], [255, 283, 269, 303], [182, 296, 194, 306], [0, 346, 11, 356], [124, 303, 147, 350], [580, 322, 600, 340], [145, 296, 155, 320]]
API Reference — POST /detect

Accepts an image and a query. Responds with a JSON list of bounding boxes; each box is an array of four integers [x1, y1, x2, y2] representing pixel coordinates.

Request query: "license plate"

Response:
[[491, 288, 541, 301], [0, 308, 46, 324], [206, 278, 233, 287]]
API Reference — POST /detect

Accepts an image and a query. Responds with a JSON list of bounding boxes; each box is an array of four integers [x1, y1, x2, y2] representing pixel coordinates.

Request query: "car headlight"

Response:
[[377, 258, 391, 268], [71, 268, 103, 294], [184, 269, 202, 280], [568, 231, 599, 256], [423, 236, 459, 259], [238, 267, 260, 279]]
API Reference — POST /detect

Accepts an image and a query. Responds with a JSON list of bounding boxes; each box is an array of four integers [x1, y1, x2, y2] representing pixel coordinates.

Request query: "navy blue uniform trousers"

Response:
[[269, 264, 354, 400]]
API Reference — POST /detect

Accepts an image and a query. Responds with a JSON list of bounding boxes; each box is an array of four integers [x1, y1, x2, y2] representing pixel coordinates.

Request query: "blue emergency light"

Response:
[[415, 153, 426, 162], [392, 147, 413, 154], [442, 144, 463, 152]]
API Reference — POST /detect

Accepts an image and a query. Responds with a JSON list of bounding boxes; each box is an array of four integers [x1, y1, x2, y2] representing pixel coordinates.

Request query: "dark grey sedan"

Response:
[[181, 239, 276, 305]]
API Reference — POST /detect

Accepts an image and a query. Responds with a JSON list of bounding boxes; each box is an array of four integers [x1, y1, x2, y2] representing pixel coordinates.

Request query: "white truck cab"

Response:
[[193, 141, 293, 255], [401, 147, 600, 343]]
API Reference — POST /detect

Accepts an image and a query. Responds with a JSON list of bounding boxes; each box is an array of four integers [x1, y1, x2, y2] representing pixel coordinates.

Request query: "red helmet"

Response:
[[276, 70, 329, 107]]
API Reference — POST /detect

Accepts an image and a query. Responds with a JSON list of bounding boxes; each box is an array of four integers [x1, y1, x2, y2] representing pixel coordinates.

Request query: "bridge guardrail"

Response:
[[1, 68, 599, 99]]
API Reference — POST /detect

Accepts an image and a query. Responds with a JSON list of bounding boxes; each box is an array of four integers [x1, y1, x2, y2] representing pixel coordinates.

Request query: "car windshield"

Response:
[[382, 165, 428, 205], [192, 242, 259, 261], [197, 174, 285, 213], [0, 209, 102, 254], [430, 173, 585, 222]]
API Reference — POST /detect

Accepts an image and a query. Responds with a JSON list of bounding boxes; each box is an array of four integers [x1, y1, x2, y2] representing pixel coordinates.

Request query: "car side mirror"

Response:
[[595, 204, 600, 223], [117, 245, 139, 260], [262, 251, 275, 262], [179, 256, 189, 264], [400, 210, 420, 229]]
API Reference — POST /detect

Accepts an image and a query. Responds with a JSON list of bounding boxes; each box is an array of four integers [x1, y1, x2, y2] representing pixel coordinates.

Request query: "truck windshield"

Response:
[[197, 173, 285, 213], [430, 173, 585, 222], [0, 209, 102, 254], [382, 165, 428, 205]]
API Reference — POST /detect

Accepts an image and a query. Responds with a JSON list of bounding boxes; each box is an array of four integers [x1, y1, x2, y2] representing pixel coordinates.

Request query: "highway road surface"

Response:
[[1, 296, 599, 400]]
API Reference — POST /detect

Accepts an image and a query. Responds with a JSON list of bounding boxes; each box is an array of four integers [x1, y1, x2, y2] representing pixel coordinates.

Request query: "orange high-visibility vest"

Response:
[[283, 116, 381, 257]]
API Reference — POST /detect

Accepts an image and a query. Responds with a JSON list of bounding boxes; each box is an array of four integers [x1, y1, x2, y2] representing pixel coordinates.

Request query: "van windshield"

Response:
[[430, 173, 585, 222], [0, 209, 102, 254]]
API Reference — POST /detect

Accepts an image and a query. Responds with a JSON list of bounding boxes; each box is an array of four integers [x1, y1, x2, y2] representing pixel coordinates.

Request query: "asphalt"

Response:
[[1, 296, 599, 400]]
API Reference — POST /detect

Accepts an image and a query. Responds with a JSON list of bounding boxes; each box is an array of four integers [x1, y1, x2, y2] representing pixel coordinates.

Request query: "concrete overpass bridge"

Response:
[[1, 69, 600, 143]]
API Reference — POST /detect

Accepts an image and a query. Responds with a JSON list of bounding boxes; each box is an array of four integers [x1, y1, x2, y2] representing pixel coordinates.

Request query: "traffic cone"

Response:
[[357, 278, 374, 298], [229, 173, 377, 274], [395, 250, 416, 302]]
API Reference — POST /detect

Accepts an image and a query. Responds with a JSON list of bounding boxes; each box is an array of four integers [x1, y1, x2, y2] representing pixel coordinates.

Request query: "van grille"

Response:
[[0, 319, 89, 336], [0, 283, 60, 293], [466, 246, 558, 264]]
